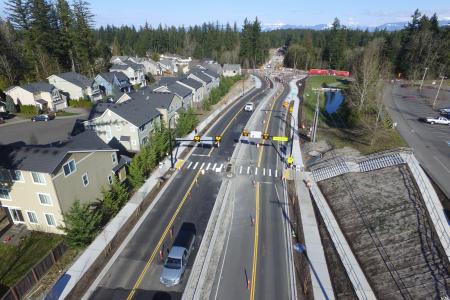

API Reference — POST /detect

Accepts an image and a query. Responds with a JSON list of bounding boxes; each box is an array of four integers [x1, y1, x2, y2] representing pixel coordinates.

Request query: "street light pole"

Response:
[[312, 91, 320, 143], [168, 114, 177, 169], [432, 75, 447, 109], [419, 67, 428, 93]]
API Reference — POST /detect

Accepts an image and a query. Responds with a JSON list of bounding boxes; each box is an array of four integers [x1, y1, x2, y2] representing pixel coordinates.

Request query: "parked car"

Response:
[[244, 103, 254, 112], [31, 114, 54, 122], [160, 222, 196, 287], [439, 106, 450, 114], [423, 116, 450, 125]]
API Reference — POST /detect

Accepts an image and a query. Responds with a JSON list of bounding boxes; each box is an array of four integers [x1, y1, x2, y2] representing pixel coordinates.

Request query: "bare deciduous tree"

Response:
[[0, 54, 17, 85]]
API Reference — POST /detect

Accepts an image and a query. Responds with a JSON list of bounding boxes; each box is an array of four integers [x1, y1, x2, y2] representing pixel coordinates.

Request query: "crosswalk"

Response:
[[179, 159, 281, 178]]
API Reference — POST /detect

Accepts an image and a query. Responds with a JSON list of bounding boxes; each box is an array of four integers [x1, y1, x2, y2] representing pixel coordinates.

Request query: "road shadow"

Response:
[[89, 287, 182, 300]]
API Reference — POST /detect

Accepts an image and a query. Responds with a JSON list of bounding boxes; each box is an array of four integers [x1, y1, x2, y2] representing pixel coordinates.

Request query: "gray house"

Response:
[[92, 72, 132, 102], [84, 98, 161, 152], [154, 80, 193, 110], [178, 78, 204, 106], [188, 68, 213, 95]]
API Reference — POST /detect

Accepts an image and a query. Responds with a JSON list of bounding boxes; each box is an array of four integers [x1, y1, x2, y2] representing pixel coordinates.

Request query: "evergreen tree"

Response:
[[72, 0, 95, 76], [56, 0, 76, 71], [5, 95, 17, 113]]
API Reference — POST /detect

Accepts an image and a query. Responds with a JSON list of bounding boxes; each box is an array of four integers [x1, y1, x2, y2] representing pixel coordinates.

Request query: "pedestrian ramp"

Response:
[[312, 158, 350, 182], [358, 153, 405, 172]]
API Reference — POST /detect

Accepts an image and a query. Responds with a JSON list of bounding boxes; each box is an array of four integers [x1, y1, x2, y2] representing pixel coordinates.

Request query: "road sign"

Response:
[[287, 156, 294, 165], [201, 136, 214, 145], [215, 136, 222, 142], [283, 101, 289, 108], [242, 129, 249, 137], [194, 135, 201, 142], [272, 136, 288, 142], [250, 131, 262, 139]]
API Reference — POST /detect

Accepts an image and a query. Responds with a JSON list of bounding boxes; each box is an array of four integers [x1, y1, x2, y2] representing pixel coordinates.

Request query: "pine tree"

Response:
[[56, 0, 76, 71], [5, 95, 17, 113], [72, 0, 95, 76]]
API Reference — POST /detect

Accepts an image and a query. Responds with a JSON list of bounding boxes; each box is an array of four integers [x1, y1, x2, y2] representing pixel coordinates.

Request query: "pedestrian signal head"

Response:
[[263, 132, 269, 140], [215, 136, 222, 142], [242, 129, 249, 137]]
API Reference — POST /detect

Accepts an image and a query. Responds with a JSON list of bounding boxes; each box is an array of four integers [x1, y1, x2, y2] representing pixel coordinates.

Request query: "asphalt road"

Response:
[[384, 83, 450, 199], [212, 81, 293, 300], [88, 76, 271, 300], [0, 116, 85, 145]]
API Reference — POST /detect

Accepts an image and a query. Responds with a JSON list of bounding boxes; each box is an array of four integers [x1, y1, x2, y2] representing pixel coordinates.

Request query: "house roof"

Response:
[[110, 64, 129, 71], [159, 58, 174, 67], [99, 72, 130, 84], [52, 72, 92, 88], [202, 69, 220, 79], [0, 131, 115, 174], [112, 155, 132, 173], [21, 82, 55, 93], [111, 61, 144, 72], [167, 83, 192, 98], [130, 88, 176, 110], [179, 78, 202, 90], [189, 69, 212, 83], [158, 77, 179, 86], [223, 64, 241, 72]]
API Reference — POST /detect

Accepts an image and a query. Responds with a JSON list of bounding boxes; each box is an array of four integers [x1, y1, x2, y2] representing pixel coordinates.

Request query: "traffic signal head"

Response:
[[215, 135, 222, 142], [242, 129, 249, 137], [263, 132, 269, 140], [194, 135, 201, 142]]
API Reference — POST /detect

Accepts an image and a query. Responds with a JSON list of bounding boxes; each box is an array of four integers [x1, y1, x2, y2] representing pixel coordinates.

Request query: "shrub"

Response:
[[68, 99, 92, 108], [5, 95, 17, 113], [19, 104, 38, 115]]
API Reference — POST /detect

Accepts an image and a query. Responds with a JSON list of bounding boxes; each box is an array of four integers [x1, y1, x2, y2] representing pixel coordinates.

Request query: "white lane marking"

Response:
[[193, 162, 199, 170], [212, 163, 217, 170], [187, 162, 193, 169], [255, 167, 258, 175], [191, 154, 209, 157], [275, 170, 278, 177], [239, 166, 243, 174], [247, 166, 251, 174], [200, 162, 205, 170], [269, 169, 272, 177], [263, 168, 266, 176], [206, 163, 211, 170]]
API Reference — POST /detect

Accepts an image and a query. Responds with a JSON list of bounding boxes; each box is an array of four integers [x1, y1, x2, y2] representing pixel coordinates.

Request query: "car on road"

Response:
[[244, 103, 254, 112], [160, 222, 196, 287], [422, 116, 450, 125], [31, 114, 54, 122], [439, 106, 450, 114]]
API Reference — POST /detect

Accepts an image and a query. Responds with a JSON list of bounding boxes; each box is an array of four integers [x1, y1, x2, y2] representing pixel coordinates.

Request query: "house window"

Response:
[[10, 170, 24, 182], [44, 213, 56, 226], [107, 175, 113, 185], [0, 189, 11, 200], [112, 153, 117, 163], [63, 160, 76, 176], [32, 172, 46, 184], [9, 208, 24, 223], [27, 211, 38, 224], [38, 193, 52, 206], [82, 173, 89, 187]]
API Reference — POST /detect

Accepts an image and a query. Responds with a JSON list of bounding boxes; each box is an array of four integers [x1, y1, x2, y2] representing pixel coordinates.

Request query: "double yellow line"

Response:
[[251, 84, 284, 300]]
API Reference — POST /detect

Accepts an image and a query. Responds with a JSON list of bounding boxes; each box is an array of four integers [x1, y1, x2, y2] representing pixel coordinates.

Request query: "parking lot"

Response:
[[384, 82, 450, 198]]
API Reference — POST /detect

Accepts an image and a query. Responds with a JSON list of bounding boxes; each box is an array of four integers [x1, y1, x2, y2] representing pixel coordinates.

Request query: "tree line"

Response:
[[280, 10, 449, 80]]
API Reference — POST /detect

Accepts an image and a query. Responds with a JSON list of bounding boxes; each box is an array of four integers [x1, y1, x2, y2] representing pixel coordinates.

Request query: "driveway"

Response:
[[384, 82, 450, 199]]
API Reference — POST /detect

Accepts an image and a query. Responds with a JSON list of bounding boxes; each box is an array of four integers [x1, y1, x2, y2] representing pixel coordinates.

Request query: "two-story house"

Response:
[[84, 97, 161, 152], [92, 72, 132, 102], [110, 62, 146, 87], [177, 78, 204, 106], [158, 59, 178, 75], [128, 57, 162, 76], [153, 81, 193, 110], [201, 68, 220, 88], [223, 64, 242, 77], [47, 72, 93, 101], [0, 131, 119, 234], [4, 82, 66, 111], [188, 68, 214, 95]]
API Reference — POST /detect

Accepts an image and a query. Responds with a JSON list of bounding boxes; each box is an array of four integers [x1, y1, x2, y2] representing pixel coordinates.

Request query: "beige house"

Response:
[[4, 82, 66, 111], [47, 72, 94, 101], [223, 64, 242, 77], [0, 131, 119, 234]]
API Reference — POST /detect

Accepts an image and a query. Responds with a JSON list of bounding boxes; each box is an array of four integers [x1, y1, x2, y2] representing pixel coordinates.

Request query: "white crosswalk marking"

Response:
[[269, 169, 272, 177], [247, 166, 250, 174], [200, 162, 205, 170], [212, 163, 217, 170], [255, 167, 258, 175], [275, 170, 278, 177], [193, 162, 198, 170], [239, 166, 243, 174], [206, 163, 211, 170], [218, 164, 223, 171], [187, 162, 193, 169], [263, 168, 266, 176]]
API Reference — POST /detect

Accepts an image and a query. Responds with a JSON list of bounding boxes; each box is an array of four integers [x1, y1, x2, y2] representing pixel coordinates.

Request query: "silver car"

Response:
[[160, 247, 189, 287]]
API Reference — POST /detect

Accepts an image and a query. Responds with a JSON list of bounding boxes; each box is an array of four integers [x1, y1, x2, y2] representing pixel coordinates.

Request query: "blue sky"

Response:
[[1, 0, 449, 28]]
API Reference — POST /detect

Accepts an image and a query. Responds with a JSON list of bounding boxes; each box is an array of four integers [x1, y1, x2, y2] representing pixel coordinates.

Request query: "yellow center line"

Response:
[[126, 170, 201, 300], [250, 182, 260, 300], [257, 89, 280, 167]]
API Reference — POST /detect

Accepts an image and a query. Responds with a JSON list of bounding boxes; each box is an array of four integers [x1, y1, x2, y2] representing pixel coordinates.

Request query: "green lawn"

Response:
[[55, 110, 79, 117], [301, 76, 406, 155], [0, 232, 63, 290]]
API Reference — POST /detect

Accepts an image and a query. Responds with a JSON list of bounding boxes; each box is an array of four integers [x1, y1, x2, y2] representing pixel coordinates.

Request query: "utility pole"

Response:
[[312, 90, 320, 143], [419, 67, 428, 93], [432, 75, 447, 109]]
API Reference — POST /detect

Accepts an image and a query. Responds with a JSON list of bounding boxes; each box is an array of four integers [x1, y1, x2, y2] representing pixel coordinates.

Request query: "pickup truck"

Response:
[[423, 116, 450, 125], [160, 222, 196, 287]]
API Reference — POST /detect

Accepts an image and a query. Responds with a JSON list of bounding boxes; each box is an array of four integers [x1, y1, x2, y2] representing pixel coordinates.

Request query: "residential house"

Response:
[[92, 72, 132, 102], [128, 57, 162, 76], [201, 69, 220, 88], [158, 59, 178, 75], [0, 131, 119, 234], [84, 96, 161, 152], [110, 62, 146, 87], [110, 56, 130, 65], [153, 81, 193, 110], [177, 78, 204, 106], [4, 82, 66, 111], [223, 64, 242, 77], [188, 68, 214, 95], [47, 72, 93, 101], [201, 61, 223, 76]]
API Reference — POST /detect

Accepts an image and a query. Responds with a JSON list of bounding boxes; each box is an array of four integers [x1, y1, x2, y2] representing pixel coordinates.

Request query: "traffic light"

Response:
[[215, 136, 222, 142], [262, 132, 269, 140], [242, 129, 249, 137], [194, 135, 201, 142]]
